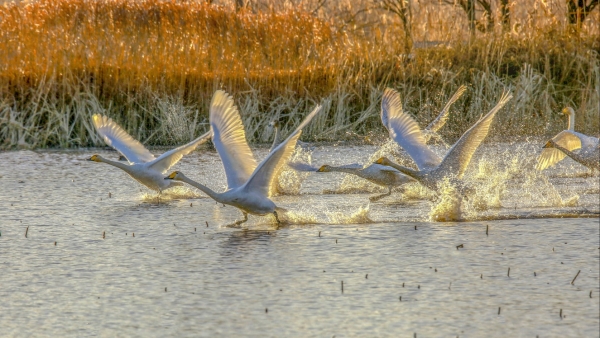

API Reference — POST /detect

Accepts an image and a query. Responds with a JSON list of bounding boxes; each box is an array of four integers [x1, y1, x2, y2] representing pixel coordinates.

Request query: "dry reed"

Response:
[[0, 0, 598, 149]]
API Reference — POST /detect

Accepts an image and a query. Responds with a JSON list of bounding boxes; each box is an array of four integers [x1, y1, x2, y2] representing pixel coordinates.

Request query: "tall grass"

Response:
[[0, 0, 598, 149]]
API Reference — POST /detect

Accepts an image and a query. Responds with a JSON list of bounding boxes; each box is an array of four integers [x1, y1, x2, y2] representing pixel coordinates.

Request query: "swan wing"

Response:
[[210, 90, 258, 189], [437, 91, 512, 178], [383, 88, 442, 170], [425, 85, 467, 133], [148, 130, 212, 174], [536, 130, 583, 170], [244, 105, 322, 197], [92, 114, 155, 164]]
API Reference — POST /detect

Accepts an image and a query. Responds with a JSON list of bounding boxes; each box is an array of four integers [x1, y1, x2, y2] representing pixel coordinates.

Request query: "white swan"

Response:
[[314, 85, 466, 200], [381, 85, 467, 144], [536, 107, 600, 171], [165, 90, 322, 226], [376, 88, 512, 192], [316, 163, 413, 201], [88, 114, 211, 193]]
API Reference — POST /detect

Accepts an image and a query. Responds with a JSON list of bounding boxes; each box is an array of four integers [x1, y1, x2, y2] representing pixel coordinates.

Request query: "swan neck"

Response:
[[270, 127, 281, 152], [180, 176, 221, 201], [386, 163, 420, 179], [97, 156, 132, 172], [330, 167, 359, 174], [567, 111, 575, 131]]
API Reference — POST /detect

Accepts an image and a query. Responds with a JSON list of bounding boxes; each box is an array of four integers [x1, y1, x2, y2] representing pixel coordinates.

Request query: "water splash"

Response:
[[326, 205, 373, 224], [271, 147, 313, 196], [140, 186, 203, 202]]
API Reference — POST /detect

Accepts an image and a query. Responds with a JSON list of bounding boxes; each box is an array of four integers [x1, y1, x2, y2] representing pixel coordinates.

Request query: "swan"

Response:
[[381, 85, 467, 144], [87, 114, 211, 193], [376, 88, 512, 193], [543, 138, 599, 171], [316, 163, 414, 201], [314, 85, 466, 200], [165, 90, 322, 226], [536, 107, 600, 171]]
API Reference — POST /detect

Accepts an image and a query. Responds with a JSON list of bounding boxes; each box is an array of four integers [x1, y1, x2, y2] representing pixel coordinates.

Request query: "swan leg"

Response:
[[273, 211, 282, 229], [369, 186, 392, 202], [233, 212, 248, 226]]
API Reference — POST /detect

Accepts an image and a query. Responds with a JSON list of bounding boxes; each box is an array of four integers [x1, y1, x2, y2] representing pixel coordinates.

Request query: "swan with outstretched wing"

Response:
[[88, 114, 211, 193], [166, 90, 322, 226]]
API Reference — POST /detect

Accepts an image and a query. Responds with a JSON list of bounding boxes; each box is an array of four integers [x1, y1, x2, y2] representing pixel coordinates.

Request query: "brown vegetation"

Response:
[[0, 0, 598, 148]]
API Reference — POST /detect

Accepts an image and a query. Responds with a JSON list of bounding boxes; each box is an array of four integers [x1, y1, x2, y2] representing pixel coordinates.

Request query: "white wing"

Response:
[[92, 114, 155, 164], [536, 130, 583, 170], [437, 91, 512, 178], [244, 105, 322, 197], [148, 130, 212, 174], [425, 85, 467, 133], [383, 88, 442, 170], [210, 90, 257, 189]]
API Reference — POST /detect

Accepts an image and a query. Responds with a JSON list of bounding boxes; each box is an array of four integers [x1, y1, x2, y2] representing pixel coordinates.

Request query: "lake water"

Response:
[[0, 143, 598, 337]]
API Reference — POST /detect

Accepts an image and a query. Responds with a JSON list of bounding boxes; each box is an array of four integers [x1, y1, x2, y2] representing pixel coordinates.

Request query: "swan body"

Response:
[[166, 90, 322, 225], [88, 114, 211, 192], [536, 107, 600, 170], [317, 163, 413, 201], [376, 88, 513, 192]]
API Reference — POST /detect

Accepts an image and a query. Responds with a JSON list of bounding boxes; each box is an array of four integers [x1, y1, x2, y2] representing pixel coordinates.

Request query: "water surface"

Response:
[[0, 144, 598, 337]]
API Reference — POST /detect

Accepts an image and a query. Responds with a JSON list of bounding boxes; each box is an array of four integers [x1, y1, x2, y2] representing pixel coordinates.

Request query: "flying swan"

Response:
[[87, 114, 211, 193], [536, 107, 599, 171], [165, 90, 322, 226], [376, 88, 512, 193], [316, 85, 466, 201]]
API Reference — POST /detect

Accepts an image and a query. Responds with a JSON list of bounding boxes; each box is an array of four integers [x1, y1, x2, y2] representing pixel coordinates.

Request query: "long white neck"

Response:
[[269, 126, 281, 153], [179, 175, 222, 202], [567, 110, 575, 131], [329, 166, 361, 174], [96, 156, 133, 173]]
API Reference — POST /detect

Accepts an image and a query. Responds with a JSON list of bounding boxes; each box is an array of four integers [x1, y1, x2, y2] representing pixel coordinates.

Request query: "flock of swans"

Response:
[[87, 88, 599, 226]]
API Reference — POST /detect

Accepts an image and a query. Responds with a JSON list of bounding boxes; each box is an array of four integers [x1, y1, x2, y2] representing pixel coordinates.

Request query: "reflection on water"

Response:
[[0, 143, 598, 336]]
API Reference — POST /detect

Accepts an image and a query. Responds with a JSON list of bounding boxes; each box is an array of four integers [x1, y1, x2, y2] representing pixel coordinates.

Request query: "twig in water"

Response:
[[165, 287, 167, 292], [402, 283, 405, 287], [559, 309, 562, 319], [399, 296, 402, 301], [414, 225, 417, 230], [508, 267, 510, 277], [194, 228, 196, 232], [534, 272, 536, 276], [206, 221, 209, 227], [498, 307, 501, 315], [456, 244, 463, 250], [108, 192, 111, 198], [486, 225, 488, 236], [341, 281, 344, 294], [265, 308, 268, 313], [590, 291, 592, 298], [132, 233, 135, 237], [365, 274, 368, 279], [102, 231, 105, 239], [480, 274, 483, 279], [190, 203, 192, 207], [54, 241, 56, 246], [319, 231, 321, 237], [25, 226, 29, 238], [335, 239, 337, 244], [571, 270, 580, 285]]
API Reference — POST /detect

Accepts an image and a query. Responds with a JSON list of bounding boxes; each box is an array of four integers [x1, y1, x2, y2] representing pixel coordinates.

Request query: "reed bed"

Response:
[[0, 0, 598, 149]]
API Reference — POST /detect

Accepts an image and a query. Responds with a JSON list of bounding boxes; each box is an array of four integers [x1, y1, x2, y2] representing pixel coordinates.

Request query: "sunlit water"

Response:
[[0, 143, 598, 337]]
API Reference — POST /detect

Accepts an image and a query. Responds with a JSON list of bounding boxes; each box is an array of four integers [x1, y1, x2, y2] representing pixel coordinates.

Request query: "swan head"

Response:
[[375, 157, 391, 166], [87, 154, 102, 162], [165, 171, 185, 181], [561, 107, 574, 116], [317, 165, 332, 172], [543, 140, 556, 149], [268, 120, 280, 129]]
